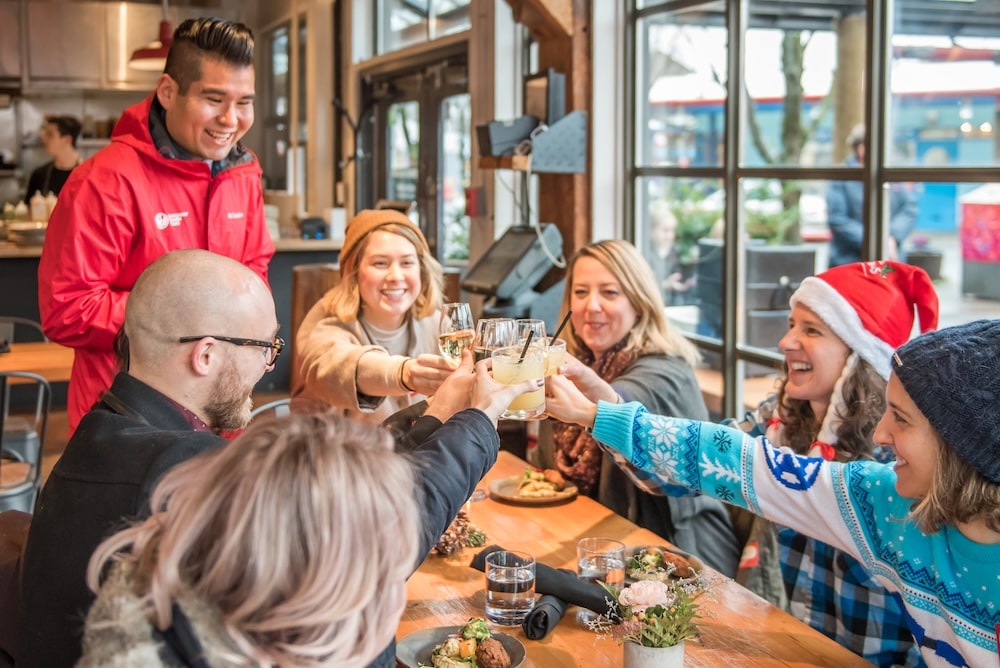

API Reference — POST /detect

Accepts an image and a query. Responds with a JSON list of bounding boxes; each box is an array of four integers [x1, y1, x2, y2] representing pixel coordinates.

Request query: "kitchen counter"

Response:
[[0, 238, 342, 396], [0, 238, 341, 258], [0, 241, 43, 258], [274, 237, 342, 252]]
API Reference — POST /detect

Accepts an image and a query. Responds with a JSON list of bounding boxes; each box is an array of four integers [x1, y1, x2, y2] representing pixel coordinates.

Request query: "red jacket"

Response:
[[38, 94, 275, 433]]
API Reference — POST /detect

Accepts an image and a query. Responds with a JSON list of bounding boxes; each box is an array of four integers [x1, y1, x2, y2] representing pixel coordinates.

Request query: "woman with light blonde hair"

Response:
[[294, 209, 454, 425], [78, 412, 420, 667], [533, 239, 740, 576]]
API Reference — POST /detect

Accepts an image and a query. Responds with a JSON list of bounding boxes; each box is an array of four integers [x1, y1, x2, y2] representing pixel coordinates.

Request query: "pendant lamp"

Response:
[[129, 0, 172, 71]]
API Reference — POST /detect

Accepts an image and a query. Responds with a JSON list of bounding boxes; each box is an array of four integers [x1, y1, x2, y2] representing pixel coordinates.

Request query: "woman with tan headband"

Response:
[[294, 209, 454, 425]]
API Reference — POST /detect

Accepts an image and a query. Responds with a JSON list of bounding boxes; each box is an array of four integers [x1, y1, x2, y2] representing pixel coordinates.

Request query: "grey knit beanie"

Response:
[[891, 319, 1000, 483]]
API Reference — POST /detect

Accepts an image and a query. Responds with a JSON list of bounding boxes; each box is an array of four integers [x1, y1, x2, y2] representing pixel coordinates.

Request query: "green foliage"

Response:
[[633, 590, 702, 648], [594, 577, 707, 649]]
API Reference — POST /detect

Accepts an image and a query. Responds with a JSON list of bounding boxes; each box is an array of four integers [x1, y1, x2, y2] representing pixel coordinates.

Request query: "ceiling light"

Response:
[[129, 0, 172, 72]]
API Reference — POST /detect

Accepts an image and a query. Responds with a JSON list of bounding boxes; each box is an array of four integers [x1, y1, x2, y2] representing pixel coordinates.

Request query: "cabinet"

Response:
[[24, 2, 239, 92], [26, 2, 106, 89], [0, 1, 22, 85]]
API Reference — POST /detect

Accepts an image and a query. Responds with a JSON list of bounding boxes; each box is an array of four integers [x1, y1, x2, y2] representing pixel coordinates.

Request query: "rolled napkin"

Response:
[[470, 545, 620, 637], [521, 593, 568, 640]]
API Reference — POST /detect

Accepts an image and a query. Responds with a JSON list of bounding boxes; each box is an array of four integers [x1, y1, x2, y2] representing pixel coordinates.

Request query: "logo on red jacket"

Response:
[[155, 211, 189, 230]]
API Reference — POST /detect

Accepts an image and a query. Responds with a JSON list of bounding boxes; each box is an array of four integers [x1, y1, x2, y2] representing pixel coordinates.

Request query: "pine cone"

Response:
[[434, 510, 471, 556]]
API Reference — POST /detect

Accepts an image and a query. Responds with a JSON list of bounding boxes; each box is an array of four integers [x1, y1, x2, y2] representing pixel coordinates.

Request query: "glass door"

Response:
[[364, 57, 470, 263]]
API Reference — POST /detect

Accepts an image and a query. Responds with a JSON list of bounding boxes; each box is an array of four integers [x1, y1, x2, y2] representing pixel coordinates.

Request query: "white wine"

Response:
[[438, 329, 475, 362]]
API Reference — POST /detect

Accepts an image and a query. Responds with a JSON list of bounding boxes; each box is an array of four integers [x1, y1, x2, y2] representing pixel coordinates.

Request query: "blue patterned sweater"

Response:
[[592, 400, 1000, 668]]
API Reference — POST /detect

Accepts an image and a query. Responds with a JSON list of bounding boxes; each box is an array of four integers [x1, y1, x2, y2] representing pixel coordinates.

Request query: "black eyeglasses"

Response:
[[178, 335, 285, 366]]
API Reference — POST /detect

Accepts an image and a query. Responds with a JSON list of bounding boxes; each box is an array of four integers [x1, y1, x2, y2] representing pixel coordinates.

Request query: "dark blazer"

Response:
[[18, 373, 224, 668]]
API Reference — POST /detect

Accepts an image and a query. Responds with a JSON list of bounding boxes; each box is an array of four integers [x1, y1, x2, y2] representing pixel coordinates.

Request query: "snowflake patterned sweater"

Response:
[[591, 400, 1000, 668]]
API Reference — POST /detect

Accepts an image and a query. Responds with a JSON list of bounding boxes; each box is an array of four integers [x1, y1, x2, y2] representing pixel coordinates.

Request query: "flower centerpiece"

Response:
[[588, 571, 710, 668]]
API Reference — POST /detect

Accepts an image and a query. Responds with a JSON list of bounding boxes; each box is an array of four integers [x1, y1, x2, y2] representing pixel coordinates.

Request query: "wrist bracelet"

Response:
[[399, 359, 416, 393]]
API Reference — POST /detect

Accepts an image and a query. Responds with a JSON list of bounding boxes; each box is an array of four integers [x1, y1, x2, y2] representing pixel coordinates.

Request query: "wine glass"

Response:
[[474, 318, 518, 362], [438, 302, 475, 365], [515, 319, 547, 347]]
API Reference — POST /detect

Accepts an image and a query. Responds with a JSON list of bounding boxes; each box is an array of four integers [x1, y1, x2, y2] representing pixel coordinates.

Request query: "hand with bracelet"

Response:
[[399, 353, 455, 396]]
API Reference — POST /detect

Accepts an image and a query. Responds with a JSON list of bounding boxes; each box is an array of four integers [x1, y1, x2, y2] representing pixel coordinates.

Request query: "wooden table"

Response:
[[0, 342, 74, 383], [397, 451, 871, 667]]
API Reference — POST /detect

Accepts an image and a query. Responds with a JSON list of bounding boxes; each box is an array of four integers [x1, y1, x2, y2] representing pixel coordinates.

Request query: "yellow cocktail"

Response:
[[491, 344, 546, 419]]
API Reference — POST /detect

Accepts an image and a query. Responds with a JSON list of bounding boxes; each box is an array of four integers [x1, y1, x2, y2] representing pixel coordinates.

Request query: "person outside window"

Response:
[[826, 123, 918, 267]]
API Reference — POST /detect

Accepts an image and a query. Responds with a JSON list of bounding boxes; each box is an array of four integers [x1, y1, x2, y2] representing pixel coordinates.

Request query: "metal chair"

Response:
[[0, 317, 47, 351], [0, 372, 51, 514], [249, 397, 292, 421]]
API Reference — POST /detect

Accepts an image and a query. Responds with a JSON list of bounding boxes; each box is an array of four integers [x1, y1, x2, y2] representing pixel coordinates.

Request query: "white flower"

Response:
[[619, 580, 673, 614]]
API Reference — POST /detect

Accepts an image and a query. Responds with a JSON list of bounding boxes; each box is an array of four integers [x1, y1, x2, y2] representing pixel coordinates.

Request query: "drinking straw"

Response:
[[517, 331, 535, 363], [551, 310, 572, 341]]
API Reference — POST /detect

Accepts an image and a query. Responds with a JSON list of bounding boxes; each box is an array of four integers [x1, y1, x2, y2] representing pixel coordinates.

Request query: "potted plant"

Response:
[[588, 576, 709, 667]]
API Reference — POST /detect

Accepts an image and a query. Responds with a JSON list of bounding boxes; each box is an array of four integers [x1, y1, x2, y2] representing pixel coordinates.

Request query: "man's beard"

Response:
[[204, 355, 255, 431]]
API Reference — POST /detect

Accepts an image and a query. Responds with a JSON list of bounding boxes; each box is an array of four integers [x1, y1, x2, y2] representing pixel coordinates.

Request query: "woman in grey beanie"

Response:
[[547, 319, 1000, 668]]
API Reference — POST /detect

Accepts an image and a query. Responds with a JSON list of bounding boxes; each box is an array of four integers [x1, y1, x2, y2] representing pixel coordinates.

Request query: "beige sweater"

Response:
[[292, 299, 440, 426]]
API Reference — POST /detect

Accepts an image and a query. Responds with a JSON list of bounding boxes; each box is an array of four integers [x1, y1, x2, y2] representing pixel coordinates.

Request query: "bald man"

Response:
[[19, 249, 280, 667], [18, 250, 538, 667]]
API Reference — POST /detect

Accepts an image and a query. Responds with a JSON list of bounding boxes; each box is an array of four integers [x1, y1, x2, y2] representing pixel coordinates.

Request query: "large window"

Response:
[[377, 0, 471, 54], [628, 0, 1000, 419]]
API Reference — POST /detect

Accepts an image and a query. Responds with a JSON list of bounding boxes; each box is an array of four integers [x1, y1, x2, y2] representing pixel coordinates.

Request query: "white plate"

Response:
[[489, 475, 578, 506], [396, 626, 526, 668], [624, 545, 705, 584]]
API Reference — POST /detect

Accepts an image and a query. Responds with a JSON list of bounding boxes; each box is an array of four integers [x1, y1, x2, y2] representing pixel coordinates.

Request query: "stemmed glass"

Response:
[[516, 319, 547, 346], [438, 302, 475, 365], [474, 318, 518, 363]]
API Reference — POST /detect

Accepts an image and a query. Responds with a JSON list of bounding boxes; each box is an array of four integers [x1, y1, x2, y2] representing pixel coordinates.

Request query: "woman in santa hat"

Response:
[[725, 260, 938, 667]]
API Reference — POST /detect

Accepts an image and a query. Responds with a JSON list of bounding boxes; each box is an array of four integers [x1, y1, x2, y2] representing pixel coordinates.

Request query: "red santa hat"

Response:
[[790, 260, 939, 380], [788, 261, 939, 458]]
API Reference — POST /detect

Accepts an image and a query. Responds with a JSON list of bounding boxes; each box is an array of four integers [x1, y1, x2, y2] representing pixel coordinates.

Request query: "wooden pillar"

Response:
[[833, 13, 866, 163], [504, 0, 592, 259]]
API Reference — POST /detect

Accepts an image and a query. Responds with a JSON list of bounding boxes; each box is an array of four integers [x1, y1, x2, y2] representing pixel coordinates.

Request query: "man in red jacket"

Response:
[[38, 17, 275, 435]]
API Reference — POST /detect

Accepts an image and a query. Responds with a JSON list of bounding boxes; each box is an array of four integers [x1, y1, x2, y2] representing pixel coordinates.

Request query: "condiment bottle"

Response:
[[13, 200, 29, 221], [30, 191, 46, 221], [44, 192, 58, 219]]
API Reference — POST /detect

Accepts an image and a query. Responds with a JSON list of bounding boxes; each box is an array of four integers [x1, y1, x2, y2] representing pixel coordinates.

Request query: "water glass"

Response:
[[439, 302, 475, 365], [576, 537, 625, 623], [474, 318, 518, 362], [491, 344, 546, 419], [544, 337, 567, 377], [485, 550, 536, 625]]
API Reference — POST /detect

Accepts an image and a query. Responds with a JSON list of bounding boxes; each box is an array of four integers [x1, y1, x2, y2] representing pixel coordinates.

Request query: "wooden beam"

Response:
[[505, 0, 573, 39]]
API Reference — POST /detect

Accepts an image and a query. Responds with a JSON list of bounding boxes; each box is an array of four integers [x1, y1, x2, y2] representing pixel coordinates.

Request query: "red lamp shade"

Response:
[[129, 19, 173, 71]]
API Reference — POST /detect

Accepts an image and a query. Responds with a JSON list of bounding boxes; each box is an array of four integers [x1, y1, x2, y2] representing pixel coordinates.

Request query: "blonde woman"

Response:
[[78, 412, 418, 666], [294, 209, 453, 425], [534, 239, 740, 575]]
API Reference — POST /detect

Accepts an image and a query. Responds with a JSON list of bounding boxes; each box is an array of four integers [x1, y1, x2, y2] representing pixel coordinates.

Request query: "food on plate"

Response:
[[517, 467, 565, 498], [476, 637, 511, 668], [626, 546, 697, 581], [424, 618, 511, 668]]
